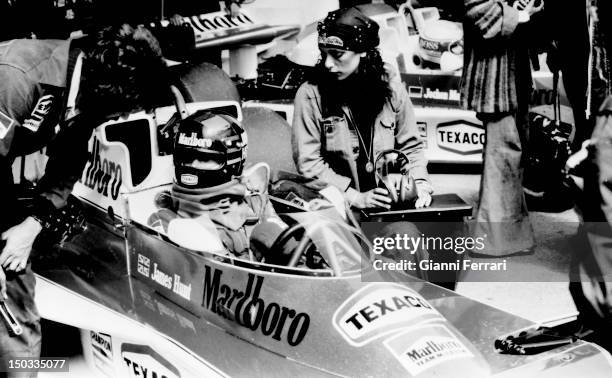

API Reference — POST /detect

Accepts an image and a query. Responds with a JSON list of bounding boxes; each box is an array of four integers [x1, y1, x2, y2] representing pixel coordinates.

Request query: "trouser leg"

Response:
[[0, 265, 41, 378], [471, 112, 535, 256]]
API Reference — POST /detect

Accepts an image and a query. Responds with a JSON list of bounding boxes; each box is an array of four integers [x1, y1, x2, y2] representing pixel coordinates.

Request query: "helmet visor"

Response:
[[174, 147, 226, 171]]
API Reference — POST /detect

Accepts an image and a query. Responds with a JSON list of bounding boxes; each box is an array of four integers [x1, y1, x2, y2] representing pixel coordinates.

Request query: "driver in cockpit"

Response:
[[148, 110, 295, 262]]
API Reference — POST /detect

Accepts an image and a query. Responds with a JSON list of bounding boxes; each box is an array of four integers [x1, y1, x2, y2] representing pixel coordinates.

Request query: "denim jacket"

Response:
[[291, 78, 432, 198]]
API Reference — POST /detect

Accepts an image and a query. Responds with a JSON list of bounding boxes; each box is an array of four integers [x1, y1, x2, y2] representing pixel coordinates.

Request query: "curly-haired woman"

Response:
[[291, 7, 433, 280], [292, 6, 433, 210]]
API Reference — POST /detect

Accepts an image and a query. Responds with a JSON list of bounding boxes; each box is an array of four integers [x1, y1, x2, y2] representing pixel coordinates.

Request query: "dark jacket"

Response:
[[0, 39, 91, 229], [460, 0, 531, 114]]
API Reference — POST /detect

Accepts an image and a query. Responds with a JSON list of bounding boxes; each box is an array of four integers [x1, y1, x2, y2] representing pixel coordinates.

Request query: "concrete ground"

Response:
[[431, 170, 579, 323]]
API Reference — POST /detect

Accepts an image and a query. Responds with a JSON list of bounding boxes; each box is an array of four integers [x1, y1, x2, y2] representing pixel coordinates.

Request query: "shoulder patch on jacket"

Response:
[[0, 110, 15, 139], [23, 94, 54, 133]]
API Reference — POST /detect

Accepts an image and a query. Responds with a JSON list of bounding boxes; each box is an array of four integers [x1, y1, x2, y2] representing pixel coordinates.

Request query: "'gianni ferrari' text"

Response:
[[202, 266, 310, 346]]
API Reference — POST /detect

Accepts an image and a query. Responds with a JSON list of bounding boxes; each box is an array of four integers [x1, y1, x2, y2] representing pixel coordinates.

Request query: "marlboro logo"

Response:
[[384, 325, 473, 375], [178, 133, 213, 148]]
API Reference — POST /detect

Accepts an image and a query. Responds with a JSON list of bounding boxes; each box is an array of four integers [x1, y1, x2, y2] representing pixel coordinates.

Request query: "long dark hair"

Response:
[[309, 47, 392, 120]]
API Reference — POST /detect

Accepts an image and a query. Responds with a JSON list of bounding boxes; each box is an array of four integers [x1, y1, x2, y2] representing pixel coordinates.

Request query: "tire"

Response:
[[173, 62, 241, 103], [241, 106, 297, 175]]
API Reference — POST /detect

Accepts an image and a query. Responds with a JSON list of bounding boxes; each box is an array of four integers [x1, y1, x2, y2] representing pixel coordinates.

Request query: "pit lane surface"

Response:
[[431, 170, 578, 322]]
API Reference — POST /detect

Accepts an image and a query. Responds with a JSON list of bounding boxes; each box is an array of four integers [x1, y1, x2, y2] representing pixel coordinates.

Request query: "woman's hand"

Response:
[[517, 0, 543, 16], [415, 186, 432, 209], [525, 0, 544, 16], [352, 188, 392, 210], [515, 0, 544, 23]]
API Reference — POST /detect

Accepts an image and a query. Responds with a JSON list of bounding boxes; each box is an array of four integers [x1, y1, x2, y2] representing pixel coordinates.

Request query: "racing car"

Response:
[[27, 86, 612, 377], [402, 3, 463, 70], [11, 3, 604, 375]]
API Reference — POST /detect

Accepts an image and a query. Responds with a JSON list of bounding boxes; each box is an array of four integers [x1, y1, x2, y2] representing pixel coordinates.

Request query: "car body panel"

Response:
[[30, 99, 612, 377]]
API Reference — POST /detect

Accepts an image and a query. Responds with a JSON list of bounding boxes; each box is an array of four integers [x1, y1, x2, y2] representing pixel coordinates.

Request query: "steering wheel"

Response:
[[269, 222, 314, 268], [270, 217, 366, 275]]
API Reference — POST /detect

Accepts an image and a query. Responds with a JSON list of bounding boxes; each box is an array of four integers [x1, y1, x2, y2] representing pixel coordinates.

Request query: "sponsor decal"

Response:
[[23, 94, 54, 133], [202, 266, 310, 346], [318, 35, 345, 48], [138, 289, 156, 312], [178, 132, 213, 148], [189, 11, 254, 39], [401, 73, 463, 108], [137, 287, 198, 334], [81, 137, 123, 200], [91, 331, 113, 359], [180, 174, 198, 186], [333, 283, 443, 346], [422, 88, 461, 102], [90, 331, 114, 378], [134, 244, 309, 346], [155, 299, 197, 334], [122, 344, 180, 378], [384, 325, 473, 375], [0, 110, 15, 139], [137, 254, 192, 301], [436, 120, 484, 155], [419, 38, 441, 53]]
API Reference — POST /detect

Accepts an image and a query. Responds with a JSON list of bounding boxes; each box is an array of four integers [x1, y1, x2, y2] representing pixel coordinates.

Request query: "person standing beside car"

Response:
[[292, 7, 433, 280], [0, 25, 170, 374], [461, 0, 543, 256], [293, 6, 433, 211]]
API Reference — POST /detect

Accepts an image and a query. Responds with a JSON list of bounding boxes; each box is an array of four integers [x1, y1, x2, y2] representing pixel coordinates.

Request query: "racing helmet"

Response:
[[173, 110, 247, 189]]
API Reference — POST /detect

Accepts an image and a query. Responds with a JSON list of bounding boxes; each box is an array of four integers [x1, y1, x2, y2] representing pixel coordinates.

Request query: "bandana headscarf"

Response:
[[317, 7, 380, 53]]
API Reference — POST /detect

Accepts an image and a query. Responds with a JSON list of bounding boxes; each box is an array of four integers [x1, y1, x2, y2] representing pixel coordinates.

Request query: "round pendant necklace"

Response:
[[365, 161, 374, 173], [351, 118, 375, 173]]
